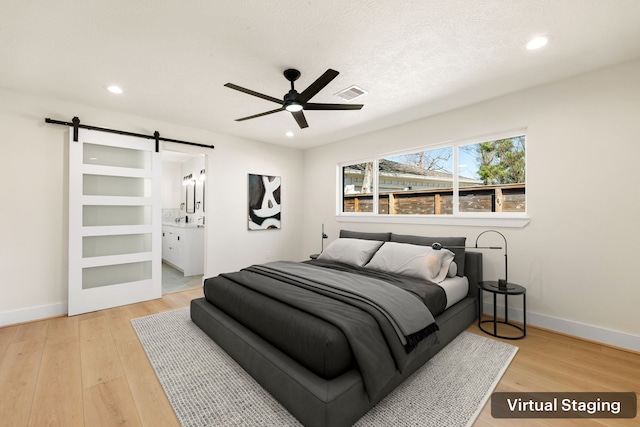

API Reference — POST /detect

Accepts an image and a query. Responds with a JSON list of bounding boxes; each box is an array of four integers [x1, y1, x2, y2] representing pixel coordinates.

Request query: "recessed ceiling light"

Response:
[[285, 131, 294, 137], [106, 85, 124, 94], [526, 35, 549, 50]]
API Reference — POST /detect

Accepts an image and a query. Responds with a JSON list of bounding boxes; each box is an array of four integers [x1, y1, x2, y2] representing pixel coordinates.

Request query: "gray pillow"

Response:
[[365, 242, 455, 283], [390, 234, 466, 276], [318, 238, 384, 267]]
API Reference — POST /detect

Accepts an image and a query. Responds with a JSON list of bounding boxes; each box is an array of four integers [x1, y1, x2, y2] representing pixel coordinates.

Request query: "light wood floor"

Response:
[[1, 288, 638, 427]]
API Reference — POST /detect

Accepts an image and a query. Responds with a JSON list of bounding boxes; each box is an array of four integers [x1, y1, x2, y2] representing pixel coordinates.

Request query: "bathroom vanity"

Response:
[[162, 224, 204, 276]]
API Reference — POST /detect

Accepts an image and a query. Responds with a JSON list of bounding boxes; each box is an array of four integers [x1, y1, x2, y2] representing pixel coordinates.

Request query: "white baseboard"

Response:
[[0, 302, 68, 327], [483, 302, 640, 353]]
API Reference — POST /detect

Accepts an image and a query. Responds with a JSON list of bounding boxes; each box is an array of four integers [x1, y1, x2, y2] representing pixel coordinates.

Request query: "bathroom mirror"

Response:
[[185, 179, 196, 214]]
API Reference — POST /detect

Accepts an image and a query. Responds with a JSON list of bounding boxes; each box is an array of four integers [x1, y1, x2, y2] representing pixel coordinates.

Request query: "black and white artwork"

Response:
[[248, 173, 281, 230]]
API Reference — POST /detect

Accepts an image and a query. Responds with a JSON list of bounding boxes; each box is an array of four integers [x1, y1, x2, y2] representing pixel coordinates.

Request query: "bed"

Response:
[[191, 230, 482, 427]]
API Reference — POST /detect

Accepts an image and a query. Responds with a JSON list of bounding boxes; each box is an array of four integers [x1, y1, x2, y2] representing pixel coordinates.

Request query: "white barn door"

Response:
[[68, 128, 162, 316]]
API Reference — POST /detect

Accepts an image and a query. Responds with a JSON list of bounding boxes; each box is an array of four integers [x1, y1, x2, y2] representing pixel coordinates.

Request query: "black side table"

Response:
[[478, 281, 526, 340]]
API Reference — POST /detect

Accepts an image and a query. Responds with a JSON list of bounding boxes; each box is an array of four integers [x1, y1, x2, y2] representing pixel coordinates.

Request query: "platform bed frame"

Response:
[[191, 247, 482, 427]]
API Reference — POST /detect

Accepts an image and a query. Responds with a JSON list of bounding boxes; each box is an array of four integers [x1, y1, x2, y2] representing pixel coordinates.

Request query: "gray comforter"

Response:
[[219, 261, 440, 399]]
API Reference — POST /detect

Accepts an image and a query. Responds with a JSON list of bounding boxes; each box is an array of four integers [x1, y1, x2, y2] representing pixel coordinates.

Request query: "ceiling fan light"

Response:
[[285, 102, 303, 112]]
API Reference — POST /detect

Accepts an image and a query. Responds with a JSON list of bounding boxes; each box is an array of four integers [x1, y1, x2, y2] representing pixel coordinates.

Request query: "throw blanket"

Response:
[[305, 259, 448, 316], [251, 261, 437, 349], [220, 261, 439, 399]]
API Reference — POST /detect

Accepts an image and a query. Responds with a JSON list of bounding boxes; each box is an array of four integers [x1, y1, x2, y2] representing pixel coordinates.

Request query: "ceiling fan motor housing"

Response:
[[284, 90, 300, 102]]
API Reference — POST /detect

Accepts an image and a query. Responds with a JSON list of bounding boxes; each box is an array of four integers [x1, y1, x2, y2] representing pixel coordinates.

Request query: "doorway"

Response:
[[161, 149, 206, 294]]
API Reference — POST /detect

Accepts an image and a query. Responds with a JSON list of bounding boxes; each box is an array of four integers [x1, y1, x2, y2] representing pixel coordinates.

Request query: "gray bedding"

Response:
[[205, 273, 355, 378], [249, 261, 437, 349], [205, 260, 441, 399], [306, 258, 448, 315]]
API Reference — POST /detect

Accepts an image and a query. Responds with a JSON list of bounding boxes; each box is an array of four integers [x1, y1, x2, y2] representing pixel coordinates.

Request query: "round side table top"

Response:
[[479, 281, 526, 295]]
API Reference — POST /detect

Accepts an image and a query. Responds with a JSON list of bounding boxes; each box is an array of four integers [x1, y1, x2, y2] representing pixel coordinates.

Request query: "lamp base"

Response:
[[490, 280, 516, 291]]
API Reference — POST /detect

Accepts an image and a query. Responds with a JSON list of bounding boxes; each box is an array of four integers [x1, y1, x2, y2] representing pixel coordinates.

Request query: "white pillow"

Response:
[[317, 238, 384, 267], [447, 261, 458, 278], [365, 242, 455, 283]]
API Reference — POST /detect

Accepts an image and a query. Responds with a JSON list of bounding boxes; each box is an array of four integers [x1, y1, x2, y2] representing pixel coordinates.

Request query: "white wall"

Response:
[[202, 135, 305, 276], [161, 160, 182, 209], [302, 59, 640, 351], [0, 88, 304, 325]]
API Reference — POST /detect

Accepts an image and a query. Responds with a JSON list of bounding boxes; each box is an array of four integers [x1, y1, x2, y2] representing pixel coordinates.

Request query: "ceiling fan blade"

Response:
[[224, 83, 283, 105], [235, 107, 285, 122], [299, 69, 340, 102], [291, 110, 308, 129], [304, 102, 364, 110]]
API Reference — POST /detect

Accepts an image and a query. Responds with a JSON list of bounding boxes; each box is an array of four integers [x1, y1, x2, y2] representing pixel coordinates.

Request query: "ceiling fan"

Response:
[[224, 68, 364, 129]]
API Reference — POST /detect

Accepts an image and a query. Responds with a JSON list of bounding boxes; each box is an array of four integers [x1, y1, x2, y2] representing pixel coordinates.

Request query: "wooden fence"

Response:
[[343, 183, 525, 214]]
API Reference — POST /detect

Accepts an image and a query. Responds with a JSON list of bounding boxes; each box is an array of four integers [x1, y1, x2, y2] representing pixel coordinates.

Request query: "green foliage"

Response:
[[476, 136, 525, 185]]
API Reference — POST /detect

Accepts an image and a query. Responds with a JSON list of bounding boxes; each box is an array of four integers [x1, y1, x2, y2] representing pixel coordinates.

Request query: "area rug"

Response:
[[132, 308, 518, 427]]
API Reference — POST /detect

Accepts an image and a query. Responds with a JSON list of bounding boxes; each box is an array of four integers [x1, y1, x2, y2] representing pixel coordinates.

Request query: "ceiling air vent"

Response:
[[334, 85, 368, 102]]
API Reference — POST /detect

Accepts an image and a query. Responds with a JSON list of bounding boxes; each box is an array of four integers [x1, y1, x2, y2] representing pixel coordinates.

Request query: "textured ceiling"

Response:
[[2, 1, 640, 149]]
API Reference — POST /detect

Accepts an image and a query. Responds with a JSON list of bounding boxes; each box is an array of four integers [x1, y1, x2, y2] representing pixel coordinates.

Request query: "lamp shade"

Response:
[[475, 230, 509, 289]]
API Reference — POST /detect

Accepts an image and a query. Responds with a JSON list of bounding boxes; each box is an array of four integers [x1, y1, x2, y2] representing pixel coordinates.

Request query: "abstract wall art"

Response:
[[248, 173, 281, 230]]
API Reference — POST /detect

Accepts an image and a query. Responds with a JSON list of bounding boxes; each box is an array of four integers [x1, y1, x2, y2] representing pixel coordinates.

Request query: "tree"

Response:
[[359, 148, 451, 194], [361, 162, 373, 193], [396, 148, 452, 173], [475, 137, 525, 185]]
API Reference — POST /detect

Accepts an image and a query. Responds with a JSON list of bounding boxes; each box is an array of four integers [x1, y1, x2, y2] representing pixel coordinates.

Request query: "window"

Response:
[[378, 147, 454, 215], [458, 135, 526, 213], [342, 161, 374, 213], [338, 131, 527, 225]]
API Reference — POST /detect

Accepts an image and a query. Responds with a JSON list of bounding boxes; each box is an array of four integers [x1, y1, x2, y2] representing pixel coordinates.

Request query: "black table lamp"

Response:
[[431, 229, 510, 290], [474, 230, 509, 290]]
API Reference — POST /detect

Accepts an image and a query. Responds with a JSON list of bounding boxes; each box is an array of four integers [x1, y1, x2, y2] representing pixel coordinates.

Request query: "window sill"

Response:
[[335, 213, 530, 228]]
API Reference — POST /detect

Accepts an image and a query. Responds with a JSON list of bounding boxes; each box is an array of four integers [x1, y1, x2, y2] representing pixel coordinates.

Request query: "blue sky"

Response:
[[458, 147, 480, 179]]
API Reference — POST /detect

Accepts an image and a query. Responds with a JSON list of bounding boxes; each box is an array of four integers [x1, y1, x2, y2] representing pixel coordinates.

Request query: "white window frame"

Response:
[[336, 129, 530, 228]]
